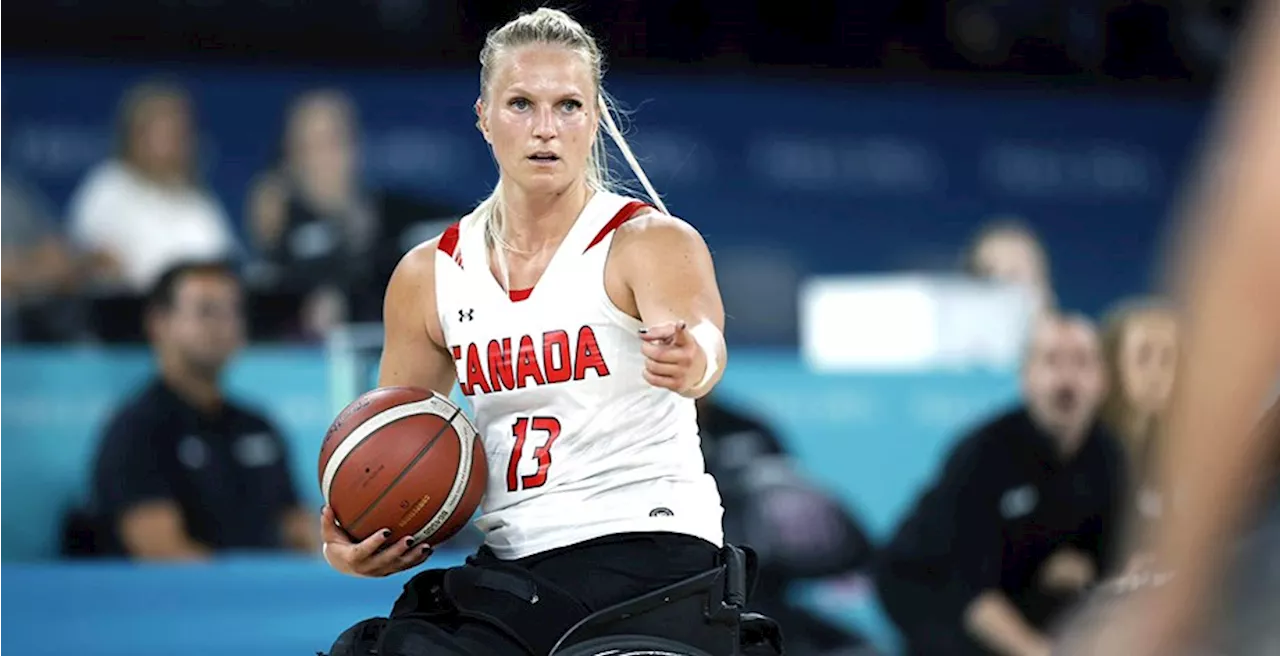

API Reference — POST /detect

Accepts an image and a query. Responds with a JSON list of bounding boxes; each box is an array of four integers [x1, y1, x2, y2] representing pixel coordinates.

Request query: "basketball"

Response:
[[319, 386, 487, 545]]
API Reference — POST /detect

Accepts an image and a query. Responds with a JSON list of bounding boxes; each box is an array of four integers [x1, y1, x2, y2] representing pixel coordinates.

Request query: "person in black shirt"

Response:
[[87, 260, 316, 560], [875, 314, 1126, 656]]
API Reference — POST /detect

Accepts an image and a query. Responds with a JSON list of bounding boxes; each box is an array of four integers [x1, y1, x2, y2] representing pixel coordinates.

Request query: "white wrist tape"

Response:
[[688, 322, 723, 391]]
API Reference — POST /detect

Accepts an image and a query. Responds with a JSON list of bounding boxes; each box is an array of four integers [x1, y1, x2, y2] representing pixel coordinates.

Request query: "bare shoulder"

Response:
[[390, 236, 443, 290], [611, 209, 710, 263], [385, 234, 450, 345], [379, 232, 459, 388]]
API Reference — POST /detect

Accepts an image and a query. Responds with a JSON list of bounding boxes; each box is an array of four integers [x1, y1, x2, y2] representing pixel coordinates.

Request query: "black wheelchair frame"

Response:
[[548, 545, 784, 656], [322, 544, 784, 656]]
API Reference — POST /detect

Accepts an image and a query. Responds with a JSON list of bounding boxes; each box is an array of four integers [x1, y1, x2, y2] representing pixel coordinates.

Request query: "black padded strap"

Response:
[[443, 562, 590, 656]]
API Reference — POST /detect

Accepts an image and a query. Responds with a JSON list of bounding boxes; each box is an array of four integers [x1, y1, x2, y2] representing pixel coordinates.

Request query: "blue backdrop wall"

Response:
[[3, 59, 1207, 338]]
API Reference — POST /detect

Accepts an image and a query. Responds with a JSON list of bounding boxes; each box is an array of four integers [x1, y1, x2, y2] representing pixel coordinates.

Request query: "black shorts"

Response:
[[378, 531, 720, 656]]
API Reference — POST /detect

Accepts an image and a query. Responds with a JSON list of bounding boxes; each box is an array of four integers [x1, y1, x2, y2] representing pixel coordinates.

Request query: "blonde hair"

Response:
[[474, 8, 666, 282], [1099, 296, 1178, 485]]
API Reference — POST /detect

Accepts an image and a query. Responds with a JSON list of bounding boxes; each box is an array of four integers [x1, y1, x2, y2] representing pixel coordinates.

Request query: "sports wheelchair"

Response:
[[549, 544, 783, 655], [326, 544, 784, 656]]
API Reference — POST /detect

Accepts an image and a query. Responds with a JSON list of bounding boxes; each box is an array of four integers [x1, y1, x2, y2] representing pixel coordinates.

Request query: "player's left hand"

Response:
[[639, 320, 706, 395]]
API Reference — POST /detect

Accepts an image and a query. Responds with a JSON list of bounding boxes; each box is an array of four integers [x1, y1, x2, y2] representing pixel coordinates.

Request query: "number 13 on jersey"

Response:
[[506, 416, 562, 492]]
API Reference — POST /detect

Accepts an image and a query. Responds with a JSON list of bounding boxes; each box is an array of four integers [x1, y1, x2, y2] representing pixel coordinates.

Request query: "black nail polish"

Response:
[[382, 529, 392, 539], [421, 545, 432, 554], [404, 537, 414, 547]]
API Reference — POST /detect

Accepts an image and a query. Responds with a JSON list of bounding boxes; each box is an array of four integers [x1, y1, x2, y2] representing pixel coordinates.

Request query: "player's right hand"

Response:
[[320, 505, 432, 577]]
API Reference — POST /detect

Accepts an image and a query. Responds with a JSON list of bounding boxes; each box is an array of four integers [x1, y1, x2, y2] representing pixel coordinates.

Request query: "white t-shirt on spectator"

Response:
[[69, 161, 238, 291]]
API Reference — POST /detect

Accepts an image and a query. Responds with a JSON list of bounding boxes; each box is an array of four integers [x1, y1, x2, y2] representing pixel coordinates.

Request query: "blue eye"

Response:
[[560, 99, 583, 112], [509, 98, 530, 110]]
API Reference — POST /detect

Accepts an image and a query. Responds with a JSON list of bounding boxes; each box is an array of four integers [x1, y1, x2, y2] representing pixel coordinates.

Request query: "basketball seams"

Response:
[[411, 412, 480, 543], [320, 395, 456, 503], [343, 402, 461, 535], [322, 389, 486, 545]]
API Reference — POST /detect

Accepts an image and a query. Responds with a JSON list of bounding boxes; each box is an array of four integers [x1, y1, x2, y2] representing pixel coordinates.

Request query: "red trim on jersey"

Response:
[[583, 201, 651, 253], [509, 288, 533, 302], [438, 222, 463, 267]]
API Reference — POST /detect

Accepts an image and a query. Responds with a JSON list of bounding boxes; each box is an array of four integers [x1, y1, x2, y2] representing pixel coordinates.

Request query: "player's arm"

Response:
[[609, 212, 727, 398], [1148, 0, 1280, 629], [377, 240, 459, 394]]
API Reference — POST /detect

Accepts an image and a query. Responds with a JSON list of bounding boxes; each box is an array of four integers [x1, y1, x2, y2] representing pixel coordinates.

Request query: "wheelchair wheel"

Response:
[[550, 635, 717, 656]]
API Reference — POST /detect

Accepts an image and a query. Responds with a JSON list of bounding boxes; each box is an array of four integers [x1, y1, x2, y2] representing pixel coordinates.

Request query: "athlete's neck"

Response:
[[499, 180, 593, 251]]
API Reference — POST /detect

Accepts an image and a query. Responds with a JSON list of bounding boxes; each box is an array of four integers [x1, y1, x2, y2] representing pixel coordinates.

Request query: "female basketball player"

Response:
[[318, 8, 734, 655], [1056, 0, 1280, 653]]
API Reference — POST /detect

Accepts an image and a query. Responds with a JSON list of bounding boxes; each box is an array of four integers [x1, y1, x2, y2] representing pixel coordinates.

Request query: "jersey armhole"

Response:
[[594, 202, 653, 332], [429, 223, 464, 352]]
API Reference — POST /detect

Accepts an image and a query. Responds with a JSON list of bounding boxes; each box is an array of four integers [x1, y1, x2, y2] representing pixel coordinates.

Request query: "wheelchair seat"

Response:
[[548, 544, 784, 656]]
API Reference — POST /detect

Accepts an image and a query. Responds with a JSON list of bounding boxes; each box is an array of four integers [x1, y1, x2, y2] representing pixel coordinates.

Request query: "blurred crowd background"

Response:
[[1, 1, 1262, 655]]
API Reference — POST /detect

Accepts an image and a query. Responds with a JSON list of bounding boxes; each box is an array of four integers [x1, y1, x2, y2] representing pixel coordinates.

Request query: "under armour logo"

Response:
[[458, 309, 474, 322]]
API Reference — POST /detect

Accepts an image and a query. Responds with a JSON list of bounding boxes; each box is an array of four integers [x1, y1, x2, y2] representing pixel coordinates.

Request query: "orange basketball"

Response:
[[319, 386, 487, 545]]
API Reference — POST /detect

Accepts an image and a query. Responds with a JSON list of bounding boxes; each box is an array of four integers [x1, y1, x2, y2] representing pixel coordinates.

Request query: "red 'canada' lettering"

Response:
[[487, 338, 515, 391], [515, 335, 545, 389], [452, 326, 610, 396]]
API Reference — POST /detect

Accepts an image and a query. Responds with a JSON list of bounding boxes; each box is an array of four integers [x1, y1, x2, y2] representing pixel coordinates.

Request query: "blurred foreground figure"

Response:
[[1056, 1, 1280, 653]]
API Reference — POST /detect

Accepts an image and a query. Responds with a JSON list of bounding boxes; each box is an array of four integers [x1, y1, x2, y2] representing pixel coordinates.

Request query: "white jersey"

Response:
[[434, 191, 724, 560]]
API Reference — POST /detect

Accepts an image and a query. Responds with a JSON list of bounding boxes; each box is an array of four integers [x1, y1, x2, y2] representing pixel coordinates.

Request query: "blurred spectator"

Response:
[[79, 261, 314, 560], [247, 89, 462, 339], [1099, 297, 1179, 522], [247, 90, 370, 338], [963, 218, 1057, 319], [698, 395, 877, 655], [874, 314, 1126, 656], [67, 80, 238, 293], [1, 173, 87, 342]]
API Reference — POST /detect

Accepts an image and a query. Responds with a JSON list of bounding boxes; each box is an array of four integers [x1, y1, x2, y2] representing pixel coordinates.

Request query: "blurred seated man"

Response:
[[87, 261, 315, 560], [874, 314, 1127, 656]]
